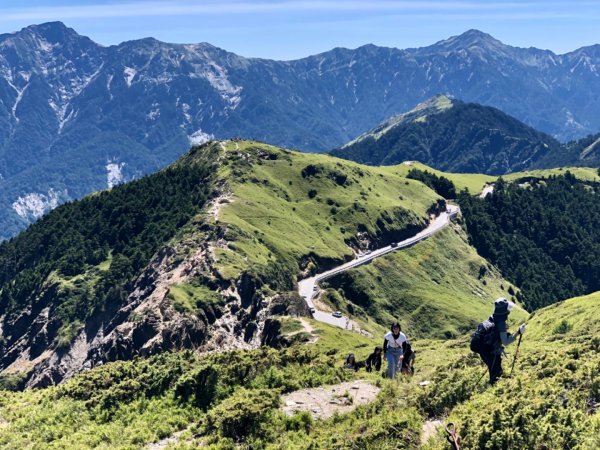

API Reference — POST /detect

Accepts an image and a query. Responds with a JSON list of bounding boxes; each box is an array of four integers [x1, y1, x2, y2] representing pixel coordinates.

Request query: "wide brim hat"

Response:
[[493, 297, 515, 317]]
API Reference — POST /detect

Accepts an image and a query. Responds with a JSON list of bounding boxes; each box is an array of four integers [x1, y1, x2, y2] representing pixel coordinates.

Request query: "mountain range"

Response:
[[2, 22, 600, 238]]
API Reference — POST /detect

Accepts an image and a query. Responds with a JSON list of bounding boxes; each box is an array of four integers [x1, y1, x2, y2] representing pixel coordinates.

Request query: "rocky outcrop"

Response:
[[1, 234, 270, 389], [0, 162, 291, 387]]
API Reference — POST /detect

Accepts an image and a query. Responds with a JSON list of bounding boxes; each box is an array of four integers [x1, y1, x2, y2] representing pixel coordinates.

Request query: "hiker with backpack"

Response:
[[470, 298, 526, 384], [383, 322, 407, 379]]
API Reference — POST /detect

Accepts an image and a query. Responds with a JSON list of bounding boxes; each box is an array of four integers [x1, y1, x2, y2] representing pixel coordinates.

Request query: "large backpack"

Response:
[[470, 319, 497, 354]]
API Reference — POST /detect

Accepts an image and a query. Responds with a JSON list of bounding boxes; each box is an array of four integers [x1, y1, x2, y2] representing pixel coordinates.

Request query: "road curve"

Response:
[[298, 205, 460, 328]]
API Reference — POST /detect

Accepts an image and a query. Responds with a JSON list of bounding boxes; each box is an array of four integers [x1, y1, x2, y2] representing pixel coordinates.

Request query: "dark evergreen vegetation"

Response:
[[459, 173, 600, 310], [537, 132, 600, 169], [406, 168, 456, 199], [332, 99, 561, 175], [0, 163, 212, 332]]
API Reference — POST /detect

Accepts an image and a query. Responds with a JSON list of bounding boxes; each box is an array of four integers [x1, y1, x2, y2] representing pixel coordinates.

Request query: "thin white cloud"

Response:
[[0, 1, 577, 22]]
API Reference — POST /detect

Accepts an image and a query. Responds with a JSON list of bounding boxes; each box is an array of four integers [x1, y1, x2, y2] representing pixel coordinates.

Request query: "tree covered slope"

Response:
[[331, 96, 561, 175], [459, 173, 600, 310]]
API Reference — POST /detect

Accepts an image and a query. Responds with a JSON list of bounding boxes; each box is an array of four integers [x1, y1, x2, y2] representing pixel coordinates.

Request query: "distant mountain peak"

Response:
[[411, 94, 455, 113], [342, 95, 456, 147], [333, 97, 562, 175], [22, 21, 79, 43], [427, 29, 508, 55], [0, 21, 84, 48], [456, 29, 497, 41]]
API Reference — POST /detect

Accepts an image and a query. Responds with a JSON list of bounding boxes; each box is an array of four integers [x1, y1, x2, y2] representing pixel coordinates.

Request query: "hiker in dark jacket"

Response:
[[400, 340, 416, 375], [471, 298, 526, 384], [365, 346, 382, 372], [343, 353, 358, 371]]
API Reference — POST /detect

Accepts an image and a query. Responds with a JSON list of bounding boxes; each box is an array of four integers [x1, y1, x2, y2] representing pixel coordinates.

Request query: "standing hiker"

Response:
[[470, 298, 526, 384], [383, 322, 406, 379]]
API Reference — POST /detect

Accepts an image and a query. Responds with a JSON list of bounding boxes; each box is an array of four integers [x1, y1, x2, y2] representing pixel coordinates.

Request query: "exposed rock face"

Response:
[[0, 177, 274, 388], [0, 241, 207, 387]]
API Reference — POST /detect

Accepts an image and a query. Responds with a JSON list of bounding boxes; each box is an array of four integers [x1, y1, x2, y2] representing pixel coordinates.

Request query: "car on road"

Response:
[[309, 307, 316, 314], [332, 311, 342, 318], [390, 242, 398, 247], [365, 250, 372, 255]]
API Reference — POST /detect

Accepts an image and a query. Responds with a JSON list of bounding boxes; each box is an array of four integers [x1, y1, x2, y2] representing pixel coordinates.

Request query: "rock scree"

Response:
[[281, 380, 380, 420]]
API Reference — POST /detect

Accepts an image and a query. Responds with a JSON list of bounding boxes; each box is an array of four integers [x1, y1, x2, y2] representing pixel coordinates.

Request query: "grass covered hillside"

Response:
[[210, 140, 441, 284], [4, 291, 598, 449], [322, 227, 527, 339], [4, 139, 599, 448], [204, 141, 520, 339], [388, 161, 600, 196], [0, 139, 447, 387], [421, 291, 600, 449]]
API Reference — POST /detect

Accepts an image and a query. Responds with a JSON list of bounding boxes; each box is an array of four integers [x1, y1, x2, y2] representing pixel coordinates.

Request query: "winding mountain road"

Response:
[[298, 205, 460, 328]]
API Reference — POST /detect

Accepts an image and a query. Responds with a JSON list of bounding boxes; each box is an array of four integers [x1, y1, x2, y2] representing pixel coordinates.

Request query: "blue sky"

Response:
[[0, 1, 598, 59]]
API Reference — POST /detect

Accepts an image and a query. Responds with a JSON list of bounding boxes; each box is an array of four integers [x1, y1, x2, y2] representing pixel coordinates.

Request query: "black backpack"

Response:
[[470, 319, 497, 354]]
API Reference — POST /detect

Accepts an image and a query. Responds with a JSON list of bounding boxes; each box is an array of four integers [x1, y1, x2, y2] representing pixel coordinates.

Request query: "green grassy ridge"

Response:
[[320, 227, 527, 340], [388, 161, 600, 195], [6, 139, 599, 448], [385, 161, 497, 194], [213, 140, 441, 282], [526, 291, 600, 341]]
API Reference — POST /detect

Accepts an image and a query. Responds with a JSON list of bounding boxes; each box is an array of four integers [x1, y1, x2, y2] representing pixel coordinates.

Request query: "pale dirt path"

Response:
[[298, 317, 314, 334], [281, 380, 380, 420], [286, 318, 318, 343], [421, 419, 443, 447], [145, 430, 186, 450], [479, 184, 494, 198]]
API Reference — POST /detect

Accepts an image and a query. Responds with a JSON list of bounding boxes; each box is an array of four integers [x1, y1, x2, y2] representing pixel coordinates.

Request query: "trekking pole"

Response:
[[510, 333, 523, 377], [445, 422, 461, 450], [476, 352, 496, 385]]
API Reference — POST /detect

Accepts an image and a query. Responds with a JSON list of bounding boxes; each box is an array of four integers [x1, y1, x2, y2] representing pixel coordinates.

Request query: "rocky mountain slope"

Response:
[[331, 96, 562, 174], [538, 132, 600, 168], [0, 139, 448, 387], [2, 142, 599, 448], [2, 23, 600, 237]]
